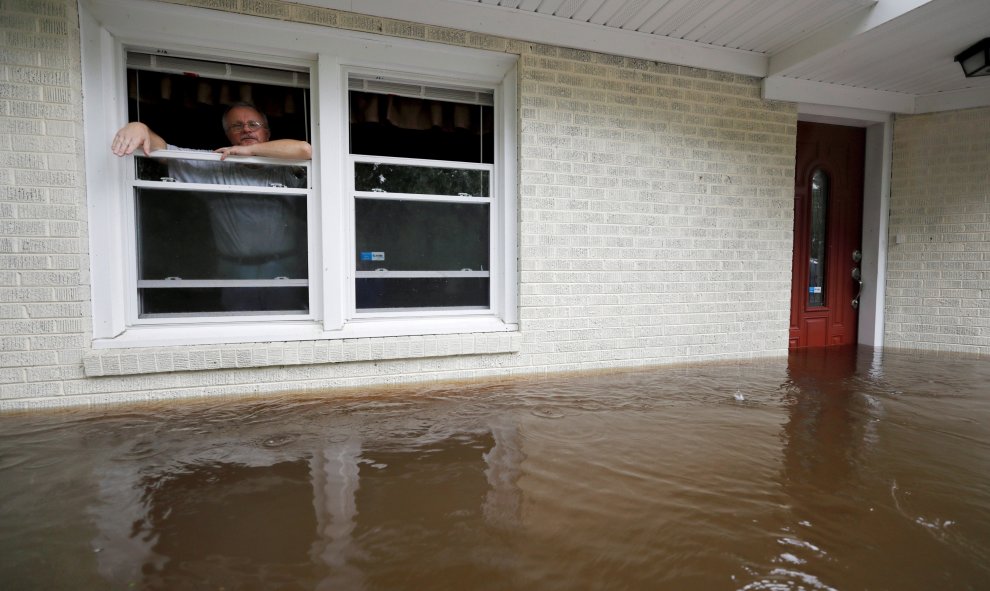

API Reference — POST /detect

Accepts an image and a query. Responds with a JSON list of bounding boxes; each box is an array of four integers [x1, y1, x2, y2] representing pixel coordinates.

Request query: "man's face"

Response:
[[224, 106, 270, 146]]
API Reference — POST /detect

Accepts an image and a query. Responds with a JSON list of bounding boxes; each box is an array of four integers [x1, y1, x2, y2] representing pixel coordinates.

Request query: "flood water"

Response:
[[2, 346, 989, 590]]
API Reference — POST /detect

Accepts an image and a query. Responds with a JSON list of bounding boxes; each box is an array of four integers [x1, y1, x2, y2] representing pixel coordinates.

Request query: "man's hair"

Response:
[[221, 102, 269, 131]]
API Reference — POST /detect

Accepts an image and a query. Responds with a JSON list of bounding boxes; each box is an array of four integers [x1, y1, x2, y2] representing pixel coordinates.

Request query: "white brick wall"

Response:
[[0, 0, 797, 409], [0, 0, 89, 405], [886, 108, 990, 354], [516, 48, 796, 371]]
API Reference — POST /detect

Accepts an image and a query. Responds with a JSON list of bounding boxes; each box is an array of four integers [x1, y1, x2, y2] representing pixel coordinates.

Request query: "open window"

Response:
[[125, 53, 313, 319], [83, 0, 518, 348]]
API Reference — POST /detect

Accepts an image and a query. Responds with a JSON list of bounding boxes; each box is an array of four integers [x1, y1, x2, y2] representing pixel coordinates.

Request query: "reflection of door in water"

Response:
[[790, 122, 865, 348]]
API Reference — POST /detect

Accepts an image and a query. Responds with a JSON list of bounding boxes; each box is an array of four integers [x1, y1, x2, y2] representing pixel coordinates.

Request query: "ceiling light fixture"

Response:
[[954, 38, 990, 78]]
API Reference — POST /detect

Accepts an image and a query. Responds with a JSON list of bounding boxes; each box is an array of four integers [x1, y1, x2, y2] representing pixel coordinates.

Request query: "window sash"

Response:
[[348, 154, 496, 317], [127, 152, 314, 324], [133, 180, 308, 195], [136, 149, 311, 165]]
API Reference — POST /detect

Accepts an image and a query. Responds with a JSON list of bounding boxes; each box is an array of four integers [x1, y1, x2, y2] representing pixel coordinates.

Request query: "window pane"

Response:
[[808, 170, 828, 307], [139, 287, 308, 316], [354, 162, 489, 197], [355, 199, 489, 272], [349, 91, 493, 163], [356, 277, 489, 310], [136, 188, 308, 315]]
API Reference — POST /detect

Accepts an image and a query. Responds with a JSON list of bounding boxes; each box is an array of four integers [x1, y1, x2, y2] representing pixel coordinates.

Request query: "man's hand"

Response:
[[111, 122, 166, 156], [214, 145, 255, 160]]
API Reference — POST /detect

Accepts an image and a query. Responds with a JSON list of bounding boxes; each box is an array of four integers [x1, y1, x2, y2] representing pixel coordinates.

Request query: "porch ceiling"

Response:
[[314, 0, 990, 115]]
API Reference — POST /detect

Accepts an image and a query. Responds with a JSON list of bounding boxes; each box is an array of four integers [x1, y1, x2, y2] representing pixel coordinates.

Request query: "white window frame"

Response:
[[81, 0, 518, 349]]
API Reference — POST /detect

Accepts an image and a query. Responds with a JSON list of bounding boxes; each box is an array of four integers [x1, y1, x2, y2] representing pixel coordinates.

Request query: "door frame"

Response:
[[795, 105, 892, 347]]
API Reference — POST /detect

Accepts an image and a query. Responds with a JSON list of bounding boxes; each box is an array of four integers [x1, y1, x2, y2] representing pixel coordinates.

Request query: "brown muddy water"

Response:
[[1, 346, 989, 590]]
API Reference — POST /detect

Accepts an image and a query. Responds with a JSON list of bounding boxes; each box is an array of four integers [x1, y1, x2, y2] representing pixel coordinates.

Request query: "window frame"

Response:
[[81, 0, 518, 349]]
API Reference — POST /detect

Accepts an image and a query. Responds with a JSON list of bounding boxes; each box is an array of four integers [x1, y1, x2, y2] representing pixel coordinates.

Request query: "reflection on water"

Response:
[[2, 347, 990, 590]]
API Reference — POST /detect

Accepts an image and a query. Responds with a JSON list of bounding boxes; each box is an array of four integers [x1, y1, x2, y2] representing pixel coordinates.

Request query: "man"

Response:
[[111, 103, 312, 312], [111, 102, 312, 161]]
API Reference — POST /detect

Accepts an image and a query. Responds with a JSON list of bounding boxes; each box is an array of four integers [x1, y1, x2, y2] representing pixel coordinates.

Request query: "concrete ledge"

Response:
[[82, 332, 523, 377]]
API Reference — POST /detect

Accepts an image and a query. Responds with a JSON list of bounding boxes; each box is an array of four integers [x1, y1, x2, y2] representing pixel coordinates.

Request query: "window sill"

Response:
[[84, 326, 521, 377]]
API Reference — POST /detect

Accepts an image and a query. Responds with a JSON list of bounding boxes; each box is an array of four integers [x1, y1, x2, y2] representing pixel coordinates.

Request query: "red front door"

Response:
[[790, 122, 865, 348]]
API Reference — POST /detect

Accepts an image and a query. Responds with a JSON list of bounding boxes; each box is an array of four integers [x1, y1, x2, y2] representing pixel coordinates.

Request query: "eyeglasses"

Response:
[[227, 120, 267, 133]]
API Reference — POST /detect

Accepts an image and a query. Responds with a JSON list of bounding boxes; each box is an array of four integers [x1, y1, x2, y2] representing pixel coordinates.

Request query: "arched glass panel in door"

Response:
[[808, 169, 829, 307]]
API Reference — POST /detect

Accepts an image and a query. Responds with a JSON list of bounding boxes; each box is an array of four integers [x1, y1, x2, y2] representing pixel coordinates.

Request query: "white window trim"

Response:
[[81, 0, 518, 350]]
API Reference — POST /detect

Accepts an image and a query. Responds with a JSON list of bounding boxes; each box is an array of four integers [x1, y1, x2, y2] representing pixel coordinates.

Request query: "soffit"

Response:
[[310, 0, 990, 113]]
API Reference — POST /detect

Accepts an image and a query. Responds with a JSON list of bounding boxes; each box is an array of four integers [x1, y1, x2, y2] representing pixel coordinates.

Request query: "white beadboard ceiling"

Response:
[[313, 0, 990, 114]]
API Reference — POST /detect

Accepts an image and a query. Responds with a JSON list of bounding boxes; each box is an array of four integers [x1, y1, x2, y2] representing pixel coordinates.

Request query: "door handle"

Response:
[[851, 267, 863, 309]]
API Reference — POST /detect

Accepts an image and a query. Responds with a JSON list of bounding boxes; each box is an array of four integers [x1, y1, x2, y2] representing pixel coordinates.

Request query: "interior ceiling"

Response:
[[317, 0, 990, 114]]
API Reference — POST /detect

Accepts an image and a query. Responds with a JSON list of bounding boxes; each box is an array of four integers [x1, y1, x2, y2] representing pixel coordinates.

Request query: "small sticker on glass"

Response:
[[360, 251, 385, 261]]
